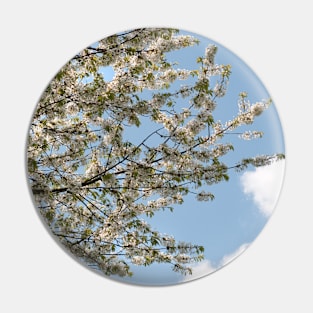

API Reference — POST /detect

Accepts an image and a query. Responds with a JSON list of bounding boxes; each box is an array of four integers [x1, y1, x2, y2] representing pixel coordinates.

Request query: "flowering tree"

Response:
[[27, 28, 284, 277]]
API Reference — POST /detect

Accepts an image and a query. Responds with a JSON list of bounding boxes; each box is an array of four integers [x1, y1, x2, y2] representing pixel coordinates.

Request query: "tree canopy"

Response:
[[27, 28, 284, 278]]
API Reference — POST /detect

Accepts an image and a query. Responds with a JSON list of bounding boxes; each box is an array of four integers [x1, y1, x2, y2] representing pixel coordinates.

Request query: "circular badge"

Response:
[[26, 28, 285, 286]]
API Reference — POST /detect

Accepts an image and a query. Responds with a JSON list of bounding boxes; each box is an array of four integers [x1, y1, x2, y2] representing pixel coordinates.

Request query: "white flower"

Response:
[[102, 134, 112, 145], [213, 82, 226, 97], [239, 131, 263, 140], [177, 69, 190, 80], [131, 256, 145, 265], [65, 102, 79, 115], [204, 44, 217, 66], [175, 254, 191, 263], [251, 102, 265, 116], [196, 191, 214, 201]]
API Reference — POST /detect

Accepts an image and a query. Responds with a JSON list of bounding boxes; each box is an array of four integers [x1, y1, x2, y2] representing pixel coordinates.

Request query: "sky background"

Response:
[[95, 30, 286, 286]]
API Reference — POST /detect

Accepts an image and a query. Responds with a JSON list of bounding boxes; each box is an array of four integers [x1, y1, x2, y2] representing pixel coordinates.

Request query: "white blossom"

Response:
[[251, 102, 266, 116], [131, 256, 145, 265], [65, 102, 79, 115]]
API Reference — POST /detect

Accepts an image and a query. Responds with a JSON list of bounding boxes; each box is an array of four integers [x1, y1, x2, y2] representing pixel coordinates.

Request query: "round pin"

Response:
[[26, 28, 285, 286]]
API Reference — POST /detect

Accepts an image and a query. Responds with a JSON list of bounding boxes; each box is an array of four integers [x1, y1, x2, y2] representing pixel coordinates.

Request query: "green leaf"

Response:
[[84, 228, 92, 237], [147, 72, 154, 82], [102, 173, 113, 181], [131, 115, 141, 127], [90, 190, 98, 199], [45, 209, 55, 222], [108, 92, 115, 100]]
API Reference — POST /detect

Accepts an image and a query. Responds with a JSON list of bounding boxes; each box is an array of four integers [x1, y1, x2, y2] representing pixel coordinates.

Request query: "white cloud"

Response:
[[180, 259, 216, 282], [240, 160, 285, 217], [180, 243, 251, 282], [220, 243, 250, 267], [190, 259, 216, 276]]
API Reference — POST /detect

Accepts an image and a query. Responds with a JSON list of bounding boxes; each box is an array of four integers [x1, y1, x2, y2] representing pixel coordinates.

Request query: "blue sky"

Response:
[[93, 30, 285, 286]]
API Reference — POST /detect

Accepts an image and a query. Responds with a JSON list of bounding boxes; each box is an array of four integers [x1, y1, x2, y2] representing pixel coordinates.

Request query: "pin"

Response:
[[27, 28, 285, 286]]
